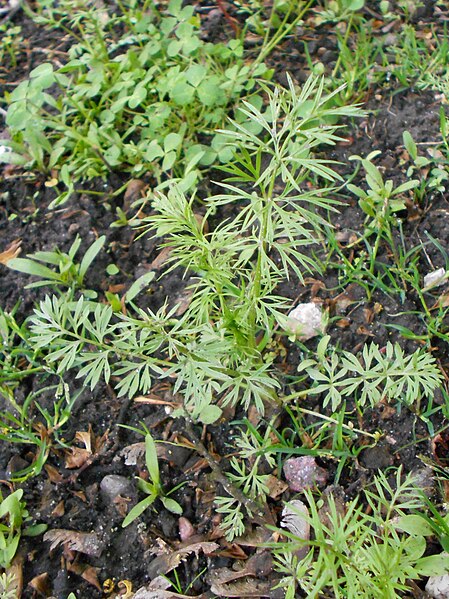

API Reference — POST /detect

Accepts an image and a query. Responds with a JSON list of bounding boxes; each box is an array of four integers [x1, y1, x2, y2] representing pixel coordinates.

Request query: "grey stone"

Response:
[[100, 475, 135, 503]]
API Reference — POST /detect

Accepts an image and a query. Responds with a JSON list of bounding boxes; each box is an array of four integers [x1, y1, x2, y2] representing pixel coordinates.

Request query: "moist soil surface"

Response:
[[1, 1, 449, 598]]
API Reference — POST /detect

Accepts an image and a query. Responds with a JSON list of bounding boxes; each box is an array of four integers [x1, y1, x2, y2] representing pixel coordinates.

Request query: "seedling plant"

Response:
[[26, 76, 364, 424], [122, 431, 183, 527], [2, 0, 449, 593], [0, 488, 46, 568], [1, 0, 271, 205], [15, 77, 445, 562]]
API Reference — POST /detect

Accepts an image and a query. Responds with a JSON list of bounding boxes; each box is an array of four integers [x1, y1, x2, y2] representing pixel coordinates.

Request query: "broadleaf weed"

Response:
[[2, 0, 271, 205]]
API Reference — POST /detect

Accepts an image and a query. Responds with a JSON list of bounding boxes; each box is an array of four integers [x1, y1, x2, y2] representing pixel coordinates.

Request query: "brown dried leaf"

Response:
[[174, 288, 193, 316], [72, 490, 87, 503], [206, 551, 273, 589], [432, 432, 449, 469], [432, 289, 449, 309], [245, 551, 273, 577], [246, 404, 262, 428], [364, 307, 374, 325], [0, 239, 21, 265], [124, 179, 146, 209], [427, 147, 445, 160], [75, 430, 93, 453], [51, 500, 65, 517], [66, 561, 102, 591], [178, 517, 195, 542], [318, 486, 347, 530], [335, 318, 351, 328], [149, 247, 173, 271], [405, 197, 422, 221], [66, 427, 108, 467], [265, 474, 288, 499], [216, 543, 248, 559], [29, 572, 51, 595], [65, 447, 91, 469], [210, 577, 272, 597], [233, 527, 273, 547], [207, 566, 246, 586], [333, 283, 359, 312], [113, 495, 131, 518], [44, 529, 102, 557], [334, 230, 358, 245], [134, 395, 177, 406], [356, 325, 375, 336], [147, 542, 219, 579], [45, 464, 63, 483], [108, 283, 126, 294]]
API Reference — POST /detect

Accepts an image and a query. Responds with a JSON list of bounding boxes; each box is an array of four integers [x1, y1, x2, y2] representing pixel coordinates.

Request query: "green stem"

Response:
[[298, 407, 380, 440], [0, 367, 43, 382], [331, 13, 354, 80], [252, 0, 314, 70], [247, 166, 277, 347]]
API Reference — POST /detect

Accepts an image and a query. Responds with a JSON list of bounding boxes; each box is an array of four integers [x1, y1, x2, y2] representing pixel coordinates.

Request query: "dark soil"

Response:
[[1, 2, 449, 598]]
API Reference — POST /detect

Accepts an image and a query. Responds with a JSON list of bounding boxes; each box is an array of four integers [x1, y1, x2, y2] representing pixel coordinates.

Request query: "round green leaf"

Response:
[[199, 405, 222, 424], [171, 82, 195, 105], [162, 150, 176, 171], [164, 132, 183, 153], [144, 142, 164, 162], [185, 64, 207, 88], [106, 264, 120, 276]]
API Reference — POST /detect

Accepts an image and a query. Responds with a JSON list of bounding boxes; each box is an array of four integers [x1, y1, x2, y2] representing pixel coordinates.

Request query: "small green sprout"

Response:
[[0, 488, 47, 569], [347, 151, 419, 274], [122, 433, 183, 528], [7, 235, 105, 295]]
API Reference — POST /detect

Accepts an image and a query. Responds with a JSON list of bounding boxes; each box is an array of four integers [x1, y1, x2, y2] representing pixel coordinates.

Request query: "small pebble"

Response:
[[426, 559, 449, 599], [283, 456, 328, 492], [423, 267, 446, 289], [100, 475, 135, 503], [285, 302, 326, 341]]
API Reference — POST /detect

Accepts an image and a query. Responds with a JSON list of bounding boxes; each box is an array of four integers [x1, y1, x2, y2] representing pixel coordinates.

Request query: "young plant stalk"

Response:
[[29, 76, 365, 422]]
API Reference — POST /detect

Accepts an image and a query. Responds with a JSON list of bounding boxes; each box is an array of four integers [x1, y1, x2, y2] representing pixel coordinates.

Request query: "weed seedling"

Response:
[[7, 235, 105, 297], [403, 130, 449, 202], [294, 334, 441, 412], [347, 151, 419, 277], [0, 488, 47, 568], [3, 0, 271, 204], [122, 432, 183, 527], [0, 24, 22, 68]]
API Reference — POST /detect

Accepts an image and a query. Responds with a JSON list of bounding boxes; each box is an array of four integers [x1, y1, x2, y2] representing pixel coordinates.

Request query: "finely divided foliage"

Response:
[[29, 77, 362, 422], [273, 469, 449, 599], [301, 335, 442, 411], [28, 76, 442, 426], [3, 1, 449, 593]]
